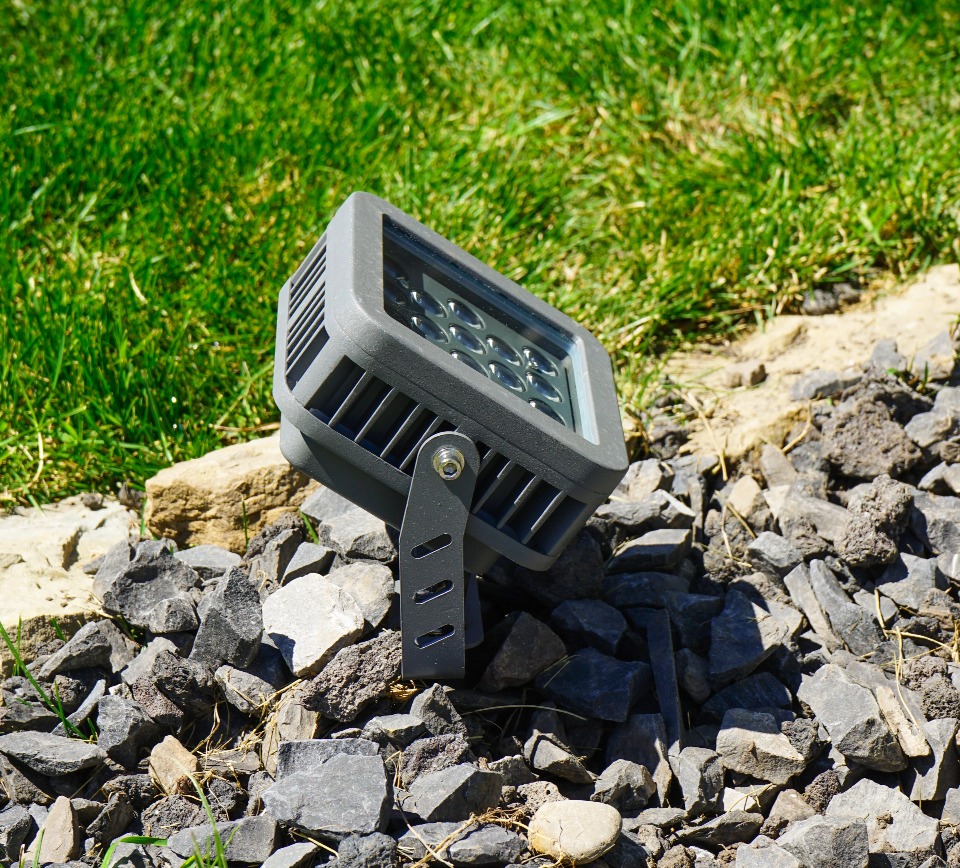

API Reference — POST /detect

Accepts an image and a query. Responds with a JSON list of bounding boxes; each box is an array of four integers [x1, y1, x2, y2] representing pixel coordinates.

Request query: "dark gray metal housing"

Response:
[[274, 192, 627, 576]]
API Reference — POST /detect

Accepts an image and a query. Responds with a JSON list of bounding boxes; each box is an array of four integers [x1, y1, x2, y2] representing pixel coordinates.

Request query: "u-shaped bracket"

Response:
[[398, 431, 479, 680]]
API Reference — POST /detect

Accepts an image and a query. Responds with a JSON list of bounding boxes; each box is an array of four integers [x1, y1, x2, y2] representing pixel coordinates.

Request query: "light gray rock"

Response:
[[119, 636, 178, 685], [826, 778, 940, 855], [877, 553, 945, 610], [190, 568, 263, 669], [0, 731, 106, 776], [276, 738, 379, 780], [0, 804, 32, 860], [96, 695, 158, 769], [797, 664, 905, 772], [261, 573, 364, 677], [592, 759, 655, 812], [399, 822, 524, 866], [173, 544, 241, 581], [407, 764, 502, 822], [282, 542, 336, 582], [524, 732, 593, 784], [319, 507, 396, 562], [716, 709, 810, 785], [913, 330, 957, 380], [871, 338, 906, 372], [782, 563, 842, 650], [760, 444, 798, 488], [325, 560, 394, 630], [261, 842, 319, 868], [363, 713, 426, 748], [709, 590, 789, 685], [300, 630, 401, 722], [904, 716, 959, 801], [671, 747, 723, 815], [478, 612, 566, 691], [214, 648, 287, 715], [674, 811, 764, 847], [528, 800, 621, 863], [608, 528, 692, 572], [912, 492, 960, 554], [790, 369, 860, 401], [778, 816, 869, 868], [736, 837, 801, 868], [410, 684, 468, 739], [37, 620, 114, 678], [746, 532, 802, 578], [606, 714, 673, 802], [778, 491, 849, 557], [167, 816, 277, 863], [807, 560, 884, 656], [262, 753, 390, 839]]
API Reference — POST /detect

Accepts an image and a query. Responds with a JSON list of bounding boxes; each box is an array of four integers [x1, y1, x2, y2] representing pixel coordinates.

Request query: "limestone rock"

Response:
[[528, 800, 622, 863]]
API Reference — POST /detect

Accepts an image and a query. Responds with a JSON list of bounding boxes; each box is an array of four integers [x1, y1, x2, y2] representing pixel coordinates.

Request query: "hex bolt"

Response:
[[433, 446, 465, 481]]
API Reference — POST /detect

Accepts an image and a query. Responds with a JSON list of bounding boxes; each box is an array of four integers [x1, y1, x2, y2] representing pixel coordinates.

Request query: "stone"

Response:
[[797, 665, 906, 772], [215, 649, 287, 715], [524, 732, 593, 784], [528, 800, 621, 863], [410, 684, 469, 738], [701, 671, 792, 720], [589, 492, 691, 552], [606, 714, 673, 802], [671, 747, 723, 814], [675, 649, 711, 703], [300, 630, 400, 722], [778, 490, 849, 557], [261, 574, 364, 677], [760, 444, 799, 488], [514, 529, 605, 607], [912, 492, 960, 554], [399, 823, 524, 866], [708, 590, 789, 685], [96, 695, 158, 769], [783, 563, 842, 650], [94, 540, 201, 633], [0, 804, 32, 860], [87, 795, 135, 845], [776, 816, 870, 867], [479, 612, 566, 691], [592, 759, 655, 812], [407, 764, 502, 822], [904, 717, 958, 801], [550, 599, 627, 654], [173, 544, 241, 581], [141, 794, 203, 838], [145, 433, 316, 551], [332, 833, 398, 868], [877, 554, 945, 610], [23, 796, 79, 863], [603, 571, 690, 608], [660, 592, 724, 650], [608, 528, 692, 572], [300, 486, 356, 524], [276, 738, 379, 780], [190, 568, 263, 669], [906, 410, 958, 448], [871, 338, 906, 372], [148, 736, 200, 796], [167, 816, 278, 863], [820, 399, 921, 480], [674, 811, 763, 847], [399, 734, 474, 785], [0, 731, 105, 776], [261, 843, 319, 868], [36, 620, 114, 678], [716, 709, 811, 785], [324, 561, 394, 630], [262, 753, 390, 839], [614, 459, 673, 500], [808, 559, 884, 656], [913, 330, 957, 380], [746, 532, 802, 578], [789, 369, 858, 401], [129, 648, 214, 726], [720, 359, 767, 388], [259, 695, 323, 775], [874, 685, 930, 759], [247, 527, 301, 594], [319, 507, 396, 562], [735, 837, 801, 868], [282, 542, 337, 582], [363, 713, 426, 747], [826, 778, 940, 856], [535, 647, 649, 723]]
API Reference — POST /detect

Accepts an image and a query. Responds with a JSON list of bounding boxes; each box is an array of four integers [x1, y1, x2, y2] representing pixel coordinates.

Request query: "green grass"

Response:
[[2, 0, 959, 501]]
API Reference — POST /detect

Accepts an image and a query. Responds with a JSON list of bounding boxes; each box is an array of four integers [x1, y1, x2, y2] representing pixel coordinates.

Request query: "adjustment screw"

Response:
[[433, 446, 464, 481]]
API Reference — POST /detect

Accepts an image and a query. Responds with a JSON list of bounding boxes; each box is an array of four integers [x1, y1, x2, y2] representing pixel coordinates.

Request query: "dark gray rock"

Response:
[[912, 492, 960, 554], [214, 645, 287, 715], [877, 554, 946, 610], [777, 816, 869, 867], [190, 568, 262, 669], [167, 816, 277, 863], [603, 571, 689, 608], [746, 531, 803, 578], [261, 843, 319, 868], [399, 822, 524, 866], [300, 630, 400, 723], [400, 734, 475, 785], [37, 621, 114, 678], [871, 338, 906, 373], [797, 664, 905, 772], [320, 507, 396, 562], [821, 399, 922, 480], [101, 774, 158, 811], [478, 612, 567, 691], [406, 763, 502, 822], [608, 528, 692, 573], [282, 542, 337, 582], [96, 696, 158, 769], [671, 746, 723, 814], [87, 795, 135, 845], [606, 713, 672, 803], [141, 794, 203, 838], [589, 490, 695, 550], [790, 369, 859, 401], [778, 490, 849, 557], [836, 475, 913, 568], [247, 527, 301, 595], [0, 804, 32, 860], [514, 529, 605, 606], [173, 544, 241, 582], [524, 731, 593, 784], [709, 590, 789, 685], [94, 539, 201, 633], [410, 684, 468, 738], [535, 647, 649, 723], [808, 560, 884, 656], [592, 759, 655, 812], [129, 649, 214, 728], [550, 599, 627, 655], [913, 330, 957, 381], [675, 649, 711, 703], [659, 591, 724, 650], [0, 731, 106, 776], [674, 810, 763, 847], [331, 833, 398, 868], [362, 713, 426, 748], [276, 738, 379, 779], [701, 671, 792, 720], [262, 753, 390, 840]]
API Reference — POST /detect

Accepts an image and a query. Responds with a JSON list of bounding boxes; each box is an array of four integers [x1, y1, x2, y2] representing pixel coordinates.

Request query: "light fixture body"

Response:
[[274, 192, 627, 579]]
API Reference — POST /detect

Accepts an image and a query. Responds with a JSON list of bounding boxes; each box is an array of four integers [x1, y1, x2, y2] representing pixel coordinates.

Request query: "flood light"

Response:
[[274, 193, 627, 679]]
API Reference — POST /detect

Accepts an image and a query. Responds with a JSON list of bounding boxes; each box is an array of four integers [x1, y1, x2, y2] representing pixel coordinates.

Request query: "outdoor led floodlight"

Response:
[[274, 193, 628, 679]]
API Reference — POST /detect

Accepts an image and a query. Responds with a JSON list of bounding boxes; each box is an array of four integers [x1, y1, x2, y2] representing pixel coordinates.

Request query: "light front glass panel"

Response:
[[381, 219, 584, 434]]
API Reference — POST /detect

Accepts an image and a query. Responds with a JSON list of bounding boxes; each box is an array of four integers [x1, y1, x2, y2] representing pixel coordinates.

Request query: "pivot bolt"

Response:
[[433, 446, 464, 481]]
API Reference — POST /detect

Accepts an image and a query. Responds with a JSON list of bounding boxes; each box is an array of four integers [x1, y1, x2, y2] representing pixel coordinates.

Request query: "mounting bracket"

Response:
[[398, 431, 480, 680]]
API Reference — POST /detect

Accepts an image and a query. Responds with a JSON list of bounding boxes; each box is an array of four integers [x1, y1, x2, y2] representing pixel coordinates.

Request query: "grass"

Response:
[[1, 0, 959, 502]]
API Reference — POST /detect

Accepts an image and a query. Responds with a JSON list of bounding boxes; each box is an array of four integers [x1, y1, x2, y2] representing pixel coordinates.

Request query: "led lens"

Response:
[[487, 336, 522, 366], [527, 372, 563, 402], [410, 289, 446, 317], [489, 362, 524, 391], [450, 324, 485, 354], [449, 300, 484, 329], [410, 316, 447, 344], [451, 350, 485, 373], [529, 398, 564, 423], [523, 346, 558, 376]]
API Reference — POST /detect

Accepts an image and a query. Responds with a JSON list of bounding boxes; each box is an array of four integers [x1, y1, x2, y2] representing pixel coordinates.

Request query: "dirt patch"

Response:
[[663, 264, 960, 461]]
